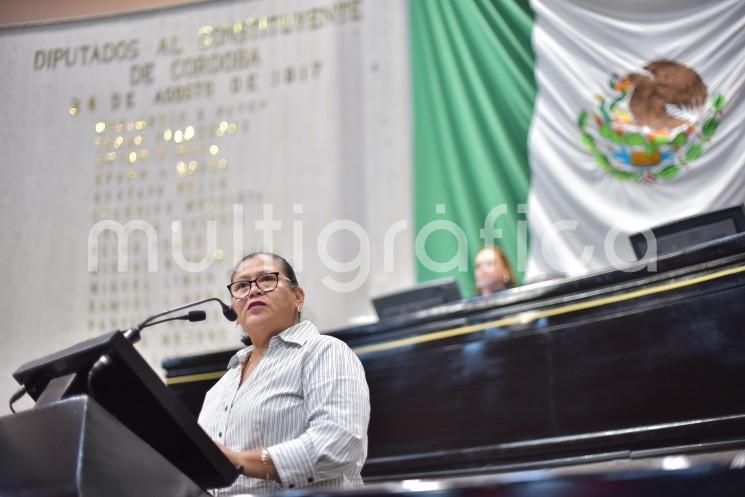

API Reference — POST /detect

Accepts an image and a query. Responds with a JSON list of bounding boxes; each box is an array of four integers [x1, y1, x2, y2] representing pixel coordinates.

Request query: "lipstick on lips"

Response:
[[247, 300, 267, 311]]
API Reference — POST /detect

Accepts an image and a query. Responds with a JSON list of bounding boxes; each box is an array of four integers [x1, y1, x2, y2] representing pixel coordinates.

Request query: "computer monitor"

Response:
[[373, 278, 463, 320], [13, 330, 239, 489], [630, 204, 745, 260]]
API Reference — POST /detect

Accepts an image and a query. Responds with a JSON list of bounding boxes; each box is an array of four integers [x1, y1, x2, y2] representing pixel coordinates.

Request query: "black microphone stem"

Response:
[[124, 297, 233, 344], [88, 310, 207, 395]]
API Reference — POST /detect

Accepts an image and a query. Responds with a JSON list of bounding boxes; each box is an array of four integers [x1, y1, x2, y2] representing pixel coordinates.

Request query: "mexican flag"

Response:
[[411, 0, 745, 293]]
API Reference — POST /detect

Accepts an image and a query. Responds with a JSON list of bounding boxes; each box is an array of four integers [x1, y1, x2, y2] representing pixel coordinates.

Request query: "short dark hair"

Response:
[[230, 252, 299, 287]]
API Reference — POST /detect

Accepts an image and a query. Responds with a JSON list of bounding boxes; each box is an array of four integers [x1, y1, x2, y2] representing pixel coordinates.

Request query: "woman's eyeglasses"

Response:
[[227, 272, 290, 299]]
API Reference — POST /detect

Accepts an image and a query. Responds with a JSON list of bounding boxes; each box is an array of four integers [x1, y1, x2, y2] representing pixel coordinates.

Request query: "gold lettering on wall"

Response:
[[170, 48, 261, 80], [197, 0, 362, 49], [33, 40, 140, 70]]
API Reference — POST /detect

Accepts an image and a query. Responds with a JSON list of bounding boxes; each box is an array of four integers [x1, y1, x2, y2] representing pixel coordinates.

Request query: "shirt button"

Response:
[[289, 484, 295, 489], [307, 477, 314, 483], [218, 432, 222, 437]]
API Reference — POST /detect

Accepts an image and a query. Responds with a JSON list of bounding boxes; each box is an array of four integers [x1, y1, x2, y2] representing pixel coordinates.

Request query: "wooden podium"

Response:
[[0, 396, 209, 497], [2, 331, 239, 497]]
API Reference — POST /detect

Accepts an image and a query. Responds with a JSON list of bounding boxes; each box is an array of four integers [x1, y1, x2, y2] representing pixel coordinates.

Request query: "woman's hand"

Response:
[[215, 441, 243, 468], [213, 441, 280, 482]]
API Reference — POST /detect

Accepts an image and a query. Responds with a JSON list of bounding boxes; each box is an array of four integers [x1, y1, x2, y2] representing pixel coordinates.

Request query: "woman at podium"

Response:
[[198, 252, 370, 495]]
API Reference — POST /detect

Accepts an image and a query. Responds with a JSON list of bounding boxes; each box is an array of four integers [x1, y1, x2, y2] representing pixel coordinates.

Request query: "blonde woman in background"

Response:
[[474, 246, 516, 296]]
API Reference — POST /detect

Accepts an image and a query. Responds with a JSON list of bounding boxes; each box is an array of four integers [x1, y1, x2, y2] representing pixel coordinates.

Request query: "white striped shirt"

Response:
[[198, 320, 370, 495]]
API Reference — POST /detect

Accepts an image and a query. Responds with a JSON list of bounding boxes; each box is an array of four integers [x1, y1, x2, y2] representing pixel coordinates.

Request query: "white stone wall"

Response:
[[0, 0, 412, 411]]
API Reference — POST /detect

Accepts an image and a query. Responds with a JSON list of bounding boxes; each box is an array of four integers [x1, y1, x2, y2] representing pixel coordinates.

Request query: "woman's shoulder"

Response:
[[293, 320, 345, 347], [302, 333, 365, 382], [307, 329, 351, 351], [302, 327, 359, 360]]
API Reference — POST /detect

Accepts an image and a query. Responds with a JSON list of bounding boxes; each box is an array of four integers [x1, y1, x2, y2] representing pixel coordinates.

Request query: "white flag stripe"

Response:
[[526, 0, 745, 279]]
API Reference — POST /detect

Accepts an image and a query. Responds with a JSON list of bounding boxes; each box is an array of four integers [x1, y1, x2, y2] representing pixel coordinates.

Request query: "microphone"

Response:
[[221, 303, 238, 322], [144, 310, 207, 327], [89, 309, 209, 390], [123, 297, 236, 344], [188, 310, 207, 322], [88, 302, 232, 395]]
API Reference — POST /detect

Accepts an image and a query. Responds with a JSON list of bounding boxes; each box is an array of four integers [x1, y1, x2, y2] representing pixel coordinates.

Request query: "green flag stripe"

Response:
[[411, 0, 537, 294]]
